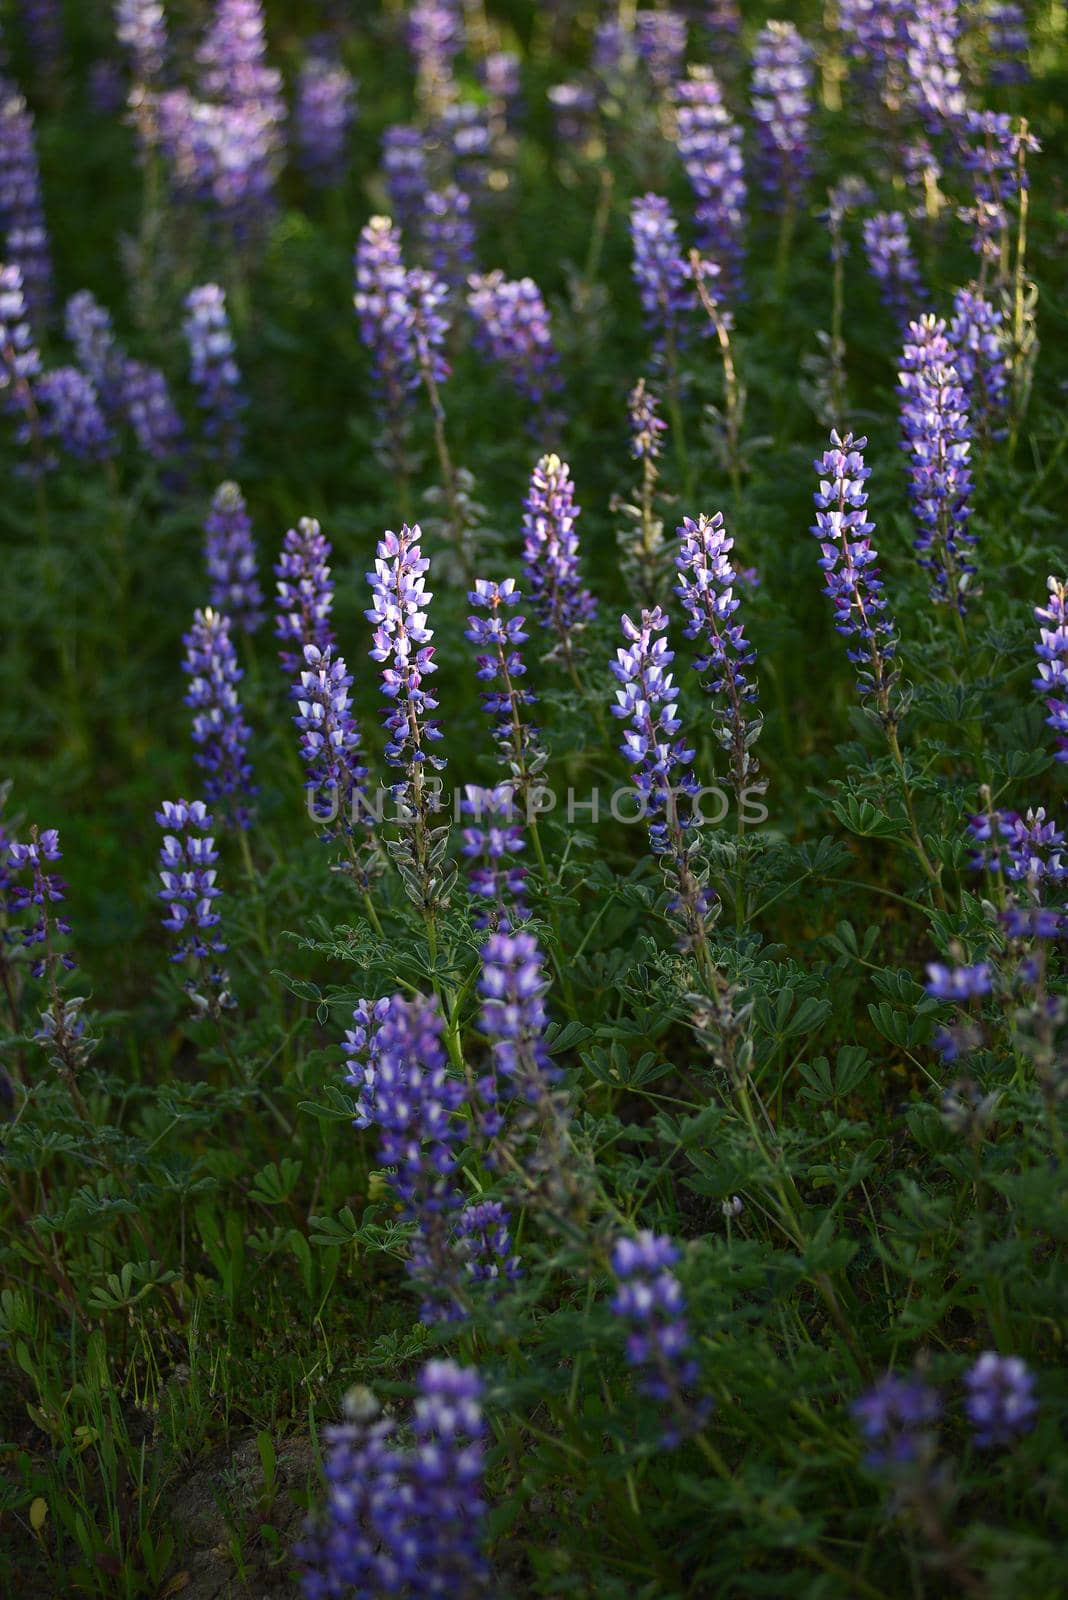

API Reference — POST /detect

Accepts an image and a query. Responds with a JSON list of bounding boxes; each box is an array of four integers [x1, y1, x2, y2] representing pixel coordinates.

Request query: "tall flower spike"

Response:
[[751, 21, 814, 209], [610, 607, 715, 946], [949, 286, 1010, 437], [421, 184, 476, 293], [630, 194, 698, 353], [985, 2, 1029, 85], [0, 262, 41, 450], [204, 481, 263, 634], [852, 1374, 941, 1469], [965, 1352, 1038, 1447], [811, 431, 899, 724], [899, 315, 976, 612], [635, 9, 688, 91], [465, 578, 544, 800], [275, 517, 335, 677], [382, 124, 429, 227], [461, 784, 527, 931], [36, 368, 113, 464], [0, 86, 53, 328], [354, 214, 419, 464], [293, 644, 368, 837], [120, 358, 185, 462], [675, 514, 763, 802], [1034, 577, 1068, 764], [366, 525, 452, 912], [156, 798, 234, 1015], [402, 1362, 489, 1592], [65, 290, 123, 414], [296, 51, 356, 187], [862, 212, 922, 329], [674, 68, 747, 304], [182, 284, 245, 462], [297, 1386, 400, 1599], [182, 607, 257, 828], [906, 0, 966, 130], [115, 0, 168, 83], [8, 826, 94, 1076], [466, 271, 561, 426], [617, 380, 670, 605], [521, 454, 596, 673], [610, 1231, 708, 1446]]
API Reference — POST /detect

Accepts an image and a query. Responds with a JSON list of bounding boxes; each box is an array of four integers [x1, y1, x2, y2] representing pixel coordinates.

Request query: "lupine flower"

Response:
[[630, 194, 699, 353], [751, 21, 814, 209], [293, 644, 367, 834], [402, 1361, 488, 1591], [354, 214, 419, 458], [382, 124, 430, 227], [119, 358, 184, 462], [0, 261, 40, 445], [37, 367, 112, 464], [610, 1231, 707, 1444], [89, 60, 126, 117], [204, 482, 263, 634], [862, 212, 922, 328], [899, 315, 976, 611], [438, 100, 492, 198], [0, 86, 53, 327], [852, 1374, 941, 1469], [196, 0, 282, 112], [461, 784, 527, 930], [182, 607, 257, 828], [984, 1, 1029, 85], [115, 0, 168, 82], [183, 284, 245, 462], [8, 827, 72, 978], [342, 995, 392, 1130], [547, 81, 595, 146], [705, 0, 742, 43], [478, 928, 556, 1126], [965, 1352, 1038, 1447], [156, 798, 234, 1014], [421, 184, 476, 292], [635, 9, 688, 91], [297, 1386, 400, 1599], [454, 1199, 521, 1287], [610, 607, 714, 942], [958, 112, 1039, 269], [405, 265, 451, 390], [19, 0, 64, 79], [65, 290, 122, 413], [969, 808, 1066, 938], [153, 87, 282, 231], [674, 69, 747, 303], [925, 961, 992, 1000], [521, 454, 596, 671], [1034, 577, 1068, 764], [949, 286, 1010, 435], [408, 2, 462, 103], [465, 578, 543, 796], [675, 514, 763, 797], [593, 19, 633, 77], [906, 0, 967, 130], [467, 270, 561, 424], [617, 380, 671, 604], [481, 49, 520, 104], [811, 431, 899, 720], [296, 52, 357, 186], [275, 517, 335, 677]]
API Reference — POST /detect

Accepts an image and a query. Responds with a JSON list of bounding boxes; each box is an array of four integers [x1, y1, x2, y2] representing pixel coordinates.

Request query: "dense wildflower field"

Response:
[[1, 1, 1067, 1595]]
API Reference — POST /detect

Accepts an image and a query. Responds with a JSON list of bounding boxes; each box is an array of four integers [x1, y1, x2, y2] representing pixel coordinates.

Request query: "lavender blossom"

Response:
[[948, 286, 1010, 434], [382, 124, 429, 227], [610, 607, 714, 942], [811, 431, 899, 720], [467, 271, 561, 425], [521, 454, 596, 670], [120, 358, 184, 462], [203, 481, 263, 633], [675, 514, 763, 797], [751, 21, 814, 209], [293, 644, 367, 834], [862, 212, 922, 328], [898, 315, 976, 611], [630, 194, 698, 353], [635, 10, 688, 91], [296, 53, 356, 187], [274, 517, 335, 677], [906, 0, 967, 130], [610, 1231, 707, 1443], [182, 607, 257, 828], [36, 366, 113, 463], [0, 86, 53, 327], [182, 284, 245, 462], [115, 0, 168, 82], [156, 798, 234, 1014], [674, 69, 747, 303], [354, 214, 419, 459], [421, 184, 476, 292], [852, 1374, 941, 1469], [454, 1199, 521, 1287], [965, 1352, 1038, 1447], [1034, 578, 1068, 765], [403, 1361, 488, 1592]]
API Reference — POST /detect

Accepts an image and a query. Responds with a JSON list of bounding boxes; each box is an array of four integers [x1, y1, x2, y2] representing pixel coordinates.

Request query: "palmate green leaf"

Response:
[[824, 792, 910, 839]]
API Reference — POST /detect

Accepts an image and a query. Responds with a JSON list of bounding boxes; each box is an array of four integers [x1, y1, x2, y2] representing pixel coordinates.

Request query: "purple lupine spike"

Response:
[[90, 61, 126, 116], [408, 2, 462, 102], [405, 264, 451, 389], [342, 995, 393, 1130], [958, 112, 1039, 271], [481, 49, 520, 104], [182, 607, 257, 828], [630, 193, 699, 352], [156, 797, 235, 1014], [811, 430, 899, 721], [968, 807, 1066, 939], [906, 0, 967, 130], [465, 578, 543, 793], [437, 100, 492, 198], [466, 270, 561, 424], [674, 69, 747, 304], [296, 1386, 400, 1600], [547, 81, 595, 146], [382, 124, 430, 227], [1034, 577, 1068, 765], [0, 86, 53, 329], [521, 453, 596, 671], [751, 21, 814, 209], [478, 927, 556, 1117], [293, 643, 367, 836], [965, 1352, 1037, 1447], [8, 827, 72, 978], [948, 287, 1010, 436], [609, 1231, 708, 1445], [274, 517, 335, 677], [183, 284, 245, 462], [593, 19, 633, 77], [454, 1199, 521, 1287], [204, 481, 263, 633], [898, 315, 976, 612], [984, 2, 1029, 85], [19, 1, 64, 78], [0, 261, 40, 447], [610, 606, 715, 942], [402, 1362, 488, 1591], [461, 784, 527, 931], [421, 184, 476, 293], [862, 212, 923, 328], [705, 0, 742, 43], [296, 51, 357, 187], [925, 961, 992, 1001], [196, 0, 283, 111], [354, 214, 420, 460], [629, 378, 667, 462], [115, 0, 168, 82], [635, 9, 688, 91], [65, 290, 123, 414], [152, 84, 283, 232], [851, 1374, 941, 1469], [675, 514, 763, 798], [36, 367, 113, 463], [119, 358, 185, 462]]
